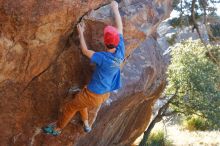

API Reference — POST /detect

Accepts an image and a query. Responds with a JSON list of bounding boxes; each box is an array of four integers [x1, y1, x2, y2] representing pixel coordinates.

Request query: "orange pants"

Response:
[[57, 87, 110, 129]]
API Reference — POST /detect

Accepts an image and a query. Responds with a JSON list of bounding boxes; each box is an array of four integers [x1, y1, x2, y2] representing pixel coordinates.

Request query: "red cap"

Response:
[[104, 26, 120, 48]]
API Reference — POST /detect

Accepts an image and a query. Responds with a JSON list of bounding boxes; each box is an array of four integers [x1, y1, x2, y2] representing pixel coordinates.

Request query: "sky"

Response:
[[216, 3, 220, 15], [170, 3, 220, 18]]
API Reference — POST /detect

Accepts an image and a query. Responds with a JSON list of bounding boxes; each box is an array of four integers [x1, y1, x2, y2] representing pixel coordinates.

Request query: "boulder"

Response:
[[0, 0, 172, 145]]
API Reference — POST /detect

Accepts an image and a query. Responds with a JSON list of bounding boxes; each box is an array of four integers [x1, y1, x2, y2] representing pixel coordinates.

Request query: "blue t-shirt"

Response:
[[87, 34, 125, 94]]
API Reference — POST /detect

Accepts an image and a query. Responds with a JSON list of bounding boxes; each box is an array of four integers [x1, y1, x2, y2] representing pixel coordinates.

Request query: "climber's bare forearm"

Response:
[[111, 1, 123, 34], [79, 32, 94, 58], [77, 22, 94, 58]]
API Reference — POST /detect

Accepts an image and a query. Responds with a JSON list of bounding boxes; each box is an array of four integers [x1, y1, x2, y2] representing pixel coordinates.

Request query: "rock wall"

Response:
[[0, 0, 172, 146]]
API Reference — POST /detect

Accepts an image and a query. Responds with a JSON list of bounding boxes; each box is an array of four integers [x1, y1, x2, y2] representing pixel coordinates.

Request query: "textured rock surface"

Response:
[[0, 0, 172, 146]]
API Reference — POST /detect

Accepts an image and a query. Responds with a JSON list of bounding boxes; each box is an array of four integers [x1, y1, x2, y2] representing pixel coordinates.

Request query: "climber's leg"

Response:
[[55, 87, 98, 131], [42, 89, 88, 136], [79, 108, 88, 122], [42, 95, 82, 136], [56, 90, 89, 130], [90, 105, 101, 126], [42, 87, 110, 135], [78, 89, 110, 132], [56, 102, 79, 130], [79, 108, 91, 132]]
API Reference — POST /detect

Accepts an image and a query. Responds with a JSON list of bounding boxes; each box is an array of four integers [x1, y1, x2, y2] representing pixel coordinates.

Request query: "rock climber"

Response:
[[42, 0, 125, 136]]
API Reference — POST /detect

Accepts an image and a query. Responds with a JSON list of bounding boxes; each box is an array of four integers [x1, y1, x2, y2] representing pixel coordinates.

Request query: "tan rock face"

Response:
[[0, 0, 172, 145]]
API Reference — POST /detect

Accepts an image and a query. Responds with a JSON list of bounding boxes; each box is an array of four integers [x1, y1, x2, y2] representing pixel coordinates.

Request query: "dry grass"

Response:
[[167, 125, 220, 146], [133, 122, 220, 146]]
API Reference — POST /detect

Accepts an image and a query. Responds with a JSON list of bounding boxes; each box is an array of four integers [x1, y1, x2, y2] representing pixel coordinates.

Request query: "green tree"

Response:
[[139, 1, 220, 145], [172, 0, 220, 27], [171, 0, 220, 42], [146, 131, 173, 146], [139, 40, 220, 146], [166, 40, 220, 128], [170, 0, 220, 67]]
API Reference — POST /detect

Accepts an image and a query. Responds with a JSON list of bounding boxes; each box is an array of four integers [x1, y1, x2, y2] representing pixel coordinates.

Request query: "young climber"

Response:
[[42, 0, 125, 136]]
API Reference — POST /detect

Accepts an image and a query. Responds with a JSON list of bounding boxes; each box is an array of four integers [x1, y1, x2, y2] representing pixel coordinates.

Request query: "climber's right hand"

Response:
[[111, 1, 118, 9], [111, 0, 123, 34]]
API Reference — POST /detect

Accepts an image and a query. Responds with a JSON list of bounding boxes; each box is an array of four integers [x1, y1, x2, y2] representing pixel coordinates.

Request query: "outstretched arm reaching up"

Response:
[[111, 1, 123, 34], [77, 22, 95, 59]]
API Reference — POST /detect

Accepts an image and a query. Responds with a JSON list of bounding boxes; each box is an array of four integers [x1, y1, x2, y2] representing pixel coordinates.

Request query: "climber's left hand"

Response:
[[77, 22, 85, 34]]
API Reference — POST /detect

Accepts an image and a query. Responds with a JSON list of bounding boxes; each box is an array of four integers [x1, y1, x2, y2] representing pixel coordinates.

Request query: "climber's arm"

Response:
[[111, 1, 123, 34], [77, 22, 95, 59]]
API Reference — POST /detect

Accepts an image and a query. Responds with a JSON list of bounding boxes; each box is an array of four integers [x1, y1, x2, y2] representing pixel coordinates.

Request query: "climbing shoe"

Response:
[[83, 124, 91, 133], [42, 125, 61, 136]]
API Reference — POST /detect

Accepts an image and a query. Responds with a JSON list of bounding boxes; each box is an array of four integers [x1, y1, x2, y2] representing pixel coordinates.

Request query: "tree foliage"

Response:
[[183, 116, 211, 131], [210, 24, 220, 38], [166, 40, 220, 128], [146, 131, 173, 146], [171, 0, 220, 27], [171, 0, 220, 44]]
